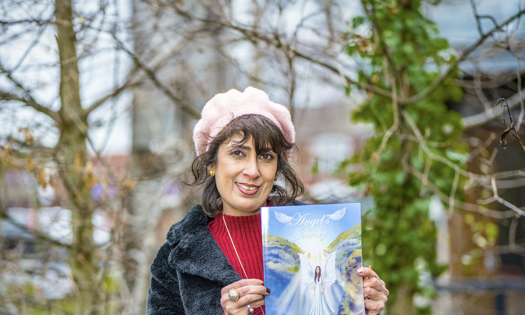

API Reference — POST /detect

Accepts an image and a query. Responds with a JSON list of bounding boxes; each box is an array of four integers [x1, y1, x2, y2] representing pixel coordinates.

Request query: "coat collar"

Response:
[[166, 205, 242, 286]]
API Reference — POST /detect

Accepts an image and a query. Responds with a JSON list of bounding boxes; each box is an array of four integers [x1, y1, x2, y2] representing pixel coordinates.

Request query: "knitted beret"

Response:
[[193, 87, 295, 158]]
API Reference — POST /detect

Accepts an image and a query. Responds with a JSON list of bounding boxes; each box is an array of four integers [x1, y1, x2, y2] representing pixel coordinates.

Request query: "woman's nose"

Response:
[[243, 156, 260, 178]]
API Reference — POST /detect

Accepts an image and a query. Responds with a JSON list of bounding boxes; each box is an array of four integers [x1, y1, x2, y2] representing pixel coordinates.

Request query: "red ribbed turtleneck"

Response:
[[208, 205, 272, 315]]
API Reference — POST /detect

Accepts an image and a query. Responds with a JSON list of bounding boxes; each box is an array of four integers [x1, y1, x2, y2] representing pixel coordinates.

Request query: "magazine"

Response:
[[260, 203, 364, 315]]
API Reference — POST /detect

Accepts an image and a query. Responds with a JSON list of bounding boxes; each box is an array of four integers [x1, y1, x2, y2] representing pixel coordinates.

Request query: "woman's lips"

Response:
[[236, 183, 260, 195]]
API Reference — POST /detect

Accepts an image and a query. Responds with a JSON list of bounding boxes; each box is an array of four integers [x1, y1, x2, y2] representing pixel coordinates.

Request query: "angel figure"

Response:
[[298, 251, 337, 315]]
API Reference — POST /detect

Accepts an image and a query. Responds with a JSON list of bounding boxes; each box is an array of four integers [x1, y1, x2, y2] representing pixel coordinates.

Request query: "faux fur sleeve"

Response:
[[147, 242, 185, 314]]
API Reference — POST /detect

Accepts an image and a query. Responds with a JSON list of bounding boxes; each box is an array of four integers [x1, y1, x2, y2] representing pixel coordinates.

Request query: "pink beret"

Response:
[[193, 87, 295, 158]]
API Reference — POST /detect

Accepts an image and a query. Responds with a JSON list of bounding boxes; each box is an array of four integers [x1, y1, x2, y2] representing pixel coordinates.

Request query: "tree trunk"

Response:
[[55, 0, 101, 314], [388, 284, 413, 315]]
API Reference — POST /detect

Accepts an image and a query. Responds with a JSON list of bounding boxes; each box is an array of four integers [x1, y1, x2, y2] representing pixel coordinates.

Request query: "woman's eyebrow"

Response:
[[228, 143, 274, 152], [229, 143, 252, 151]]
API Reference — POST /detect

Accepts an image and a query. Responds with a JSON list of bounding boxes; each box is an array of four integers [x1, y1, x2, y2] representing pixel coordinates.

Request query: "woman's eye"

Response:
[[230, 150, 245, 158], [259, 153, 274, 162]]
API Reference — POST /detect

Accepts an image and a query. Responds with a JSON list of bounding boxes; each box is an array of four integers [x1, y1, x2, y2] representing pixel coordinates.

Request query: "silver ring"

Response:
[[247, 305, 254, 314]]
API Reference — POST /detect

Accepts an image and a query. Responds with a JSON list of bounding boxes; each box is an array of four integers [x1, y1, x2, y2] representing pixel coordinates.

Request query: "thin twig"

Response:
[[462, 87, 525, 128], [83, 75, 140, 118], [477, 177, 525, 216], [0, 19, 54, 26], [467, 134, 496, 162], [468, 0, 499, 37]]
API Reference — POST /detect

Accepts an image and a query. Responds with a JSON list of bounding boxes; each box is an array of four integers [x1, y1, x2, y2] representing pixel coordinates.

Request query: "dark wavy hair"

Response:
[[187, 115, 304, 217], [314, 266, 321, 283]]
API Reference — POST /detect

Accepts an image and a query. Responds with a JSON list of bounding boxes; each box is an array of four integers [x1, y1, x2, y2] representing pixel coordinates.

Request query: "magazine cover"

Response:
[[261, 203, 364, 315]]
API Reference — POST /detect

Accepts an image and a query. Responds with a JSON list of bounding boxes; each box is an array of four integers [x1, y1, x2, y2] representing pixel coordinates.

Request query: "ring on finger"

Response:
[[228, 288, 240, 302], [247, 304, 254, 314]]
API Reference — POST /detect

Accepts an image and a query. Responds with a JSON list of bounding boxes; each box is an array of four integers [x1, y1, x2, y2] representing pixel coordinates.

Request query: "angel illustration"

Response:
[[298, 251, 338, 315]]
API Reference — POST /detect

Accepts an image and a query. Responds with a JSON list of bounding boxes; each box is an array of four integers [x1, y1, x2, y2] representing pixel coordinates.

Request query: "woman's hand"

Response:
[[358, 267, 389, 315], [221, 279, 270, 315]]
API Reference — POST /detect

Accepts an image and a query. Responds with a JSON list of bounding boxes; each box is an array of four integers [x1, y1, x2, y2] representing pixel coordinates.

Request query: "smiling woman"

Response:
[[189, 113, 303, 217], [212, 133, 278, 216], [146, 87, 389, 315]]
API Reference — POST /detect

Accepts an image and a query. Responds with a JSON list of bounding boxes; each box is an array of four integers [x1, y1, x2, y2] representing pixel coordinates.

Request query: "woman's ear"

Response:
[[209, 164, 216, 176]]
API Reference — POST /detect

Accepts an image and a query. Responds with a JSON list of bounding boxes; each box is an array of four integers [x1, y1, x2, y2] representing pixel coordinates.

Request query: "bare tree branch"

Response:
[[0, 89, 61, 123], [0, 140, 54, 156], [468, 0, 499, 37], [0, 212, 71, 249], [83, 74, 140, 118], [477, 177, 525, 216], [0, 62, 61, 123], [0, 91, 26, 103], [0, 19, 54, 26], [462, 87, 525, 128]]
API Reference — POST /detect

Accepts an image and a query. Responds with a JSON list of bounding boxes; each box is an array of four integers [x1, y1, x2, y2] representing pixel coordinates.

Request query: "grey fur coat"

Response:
[[147, 204, 242, 314], [147, 201, 305, 314]]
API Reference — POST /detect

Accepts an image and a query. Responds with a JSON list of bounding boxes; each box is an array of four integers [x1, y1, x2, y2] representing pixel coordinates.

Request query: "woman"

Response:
[[147, 87, 389, 315], [310, 265, 334, 315]]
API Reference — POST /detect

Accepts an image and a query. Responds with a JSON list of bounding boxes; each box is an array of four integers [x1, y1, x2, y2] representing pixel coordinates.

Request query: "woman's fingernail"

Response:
[[266, 288, 271, 294], [357, 268, 364, 274]]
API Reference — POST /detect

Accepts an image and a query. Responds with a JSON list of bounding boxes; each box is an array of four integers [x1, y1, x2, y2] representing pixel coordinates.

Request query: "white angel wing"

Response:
[[298, 253, 315, 289], [327, 207, 346, 221], [274, 211, 293, 224], [323, 251, 338, 287]]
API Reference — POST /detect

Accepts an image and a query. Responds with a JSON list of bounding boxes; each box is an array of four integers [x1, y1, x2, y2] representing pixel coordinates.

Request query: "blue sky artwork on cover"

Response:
[[261, 203, 364, 315]]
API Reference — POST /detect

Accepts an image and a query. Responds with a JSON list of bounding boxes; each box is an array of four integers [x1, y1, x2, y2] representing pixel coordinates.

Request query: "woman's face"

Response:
[[211, 133, 278, 216]]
